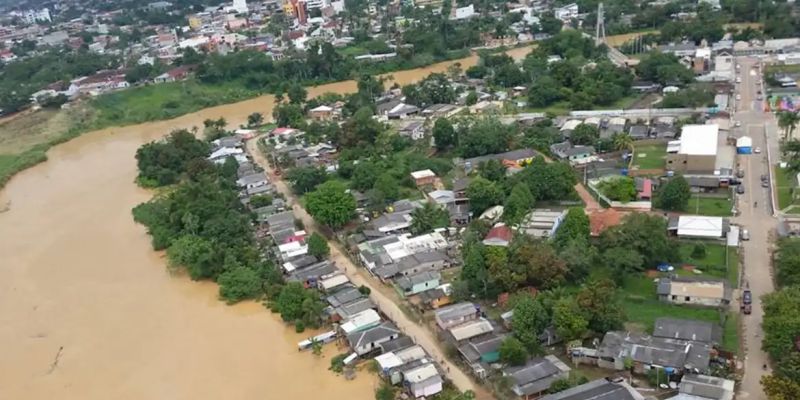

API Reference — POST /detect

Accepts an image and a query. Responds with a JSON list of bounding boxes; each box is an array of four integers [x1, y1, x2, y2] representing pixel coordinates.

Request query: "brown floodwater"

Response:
[[0, 46, 535, 400]]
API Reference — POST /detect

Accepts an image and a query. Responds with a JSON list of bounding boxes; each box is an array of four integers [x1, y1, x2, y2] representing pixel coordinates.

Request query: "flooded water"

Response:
[[0, 47, 536, 400]]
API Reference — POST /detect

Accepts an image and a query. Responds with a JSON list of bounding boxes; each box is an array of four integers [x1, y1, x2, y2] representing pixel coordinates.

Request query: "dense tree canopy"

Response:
[[135, 129, 210, 187], [656, 175, 691, 211], [305, 181, 356, 229]]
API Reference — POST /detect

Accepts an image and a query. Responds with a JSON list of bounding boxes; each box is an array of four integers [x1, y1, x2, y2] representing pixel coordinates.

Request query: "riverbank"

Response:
[[0, 46, 528, 190]]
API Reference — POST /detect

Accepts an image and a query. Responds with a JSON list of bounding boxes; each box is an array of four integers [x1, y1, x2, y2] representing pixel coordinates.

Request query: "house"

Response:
[[541, 377, 645, 400], [669, 374, 735, 400], [629, 125, 649, 140], [657, 276, 731, 307], [236, 172, 268, 189], [606, 117, 627, 135], [153, 65, 194, 83], [309, 105, 334, 121], [598, 331, 712, 374], [560, 119, 583, 137], [399, 120, 426, 140], [340, 309, 383, 335], [416, 287, 451, 309], [463, 149, 537, 172], [505, 356, 572, 399], [333, 297, 377, 321], [549, 142, 597, 165], [422, 104, 462, 118], [653, 318, 722, 345], [483, 224, 513, 247], [411, 169, 437, 186], [435, 302, 480, 330], [347, 321, 402, 355], [404, 362, 444, 398], [635, 177, 653, 201], [668, 215, 728, 239], [396, 271, 441, 297], [554, 3, 579, 21], [458, 333, 506, 378], [318, 272, 350, 292], [666, 124, 728, 175], [388, 103, 421, 119], [448, 318, 495, 343], [518, 209, 566, 239]]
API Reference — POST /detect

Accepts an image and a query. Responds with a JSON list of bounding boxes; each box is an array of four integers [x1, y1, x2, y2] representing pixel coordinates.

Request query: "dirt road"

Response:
[[246, 139, 489, 399]]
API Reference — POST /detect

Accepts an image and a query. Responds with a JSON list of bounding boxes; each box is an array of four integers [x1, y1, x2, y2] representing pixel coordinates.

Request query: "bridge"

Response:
[[586, 2, 637, 67]]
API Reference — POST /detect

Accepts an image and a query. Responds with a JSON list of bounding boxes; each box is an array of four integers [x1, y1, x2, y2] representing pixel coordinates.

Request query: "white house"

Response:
[[554, 3, 579, 21], [404, 362, 443, 398], [675, 216, 726, 239], [346, 322, 401, 355]]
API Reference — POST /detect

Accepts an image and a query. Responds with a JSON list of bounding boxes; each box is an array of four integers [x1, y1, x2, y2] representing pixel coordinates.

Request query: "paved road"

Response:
[[245, 139, 490, 399], [732, 57, 778, 400]]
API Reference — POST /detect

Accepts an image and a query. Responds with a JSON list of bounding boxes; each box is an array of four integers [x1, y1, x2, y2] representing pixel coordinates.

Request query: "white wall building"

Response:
[[23, 8, 51, 24], [232, 0, 248, 13]]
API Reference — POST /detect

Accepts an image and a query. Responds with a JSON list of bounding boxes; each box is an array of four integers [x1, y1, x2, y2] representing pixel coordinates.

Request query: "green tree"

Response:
[[776, 352, 800, 383], [552, 297, 588, 341], [570, 124, 599, 146], [247, 112, 264, 127], [433, 118, 456, 150], [691, 243, 707, 259], [217, 266, 263, 303], [656, 175, 691, 211], [276, 282, 307, 322], [511, 293, 549, 353], [762, 286, 800, 360], [167, 235, 215, 279], [598, 177, 637, 202], [465, 91, 478, 106], [288, 83, 308, 104], [249, 194, 273, 208], [307, 232, 330, 258], [775, 239, 800, 287], [306, 181, 356, 229], [459, 117, 513, 158], [559, 238, 598, 281], [273, 103, 305, 127], [779, 111, 800, 140], [374, 172, 400, 201], [375, 381, 396, 400], [603, 246, 645, 276], [527, 76, 563, 107], [286, 166, 328, 194], [499, 337, 528, 366], [636, 51, 694, 85], [762, 374, 800, 400], [612, 132, 633, 153], [576, 279, 625, 333], [503, 183, 535, 225], [479, 159, 507, 183], [466, 177, 504, 215], [554, 208, 589, 247], [410, 202, 450, 234], [513, 240, 569, 289], [599, 213, 677, 268]]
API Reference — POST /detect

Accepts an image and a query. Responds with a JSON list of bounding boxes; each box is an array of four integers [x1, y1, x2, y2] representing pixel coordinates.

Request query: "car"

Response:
[[743, 289, 753, 304], [762, 174, 769, 182], [736, 170, 745, 178], [757, 90, 762, 94], [736, 94, 742, 100], [737, 185, 745, 194], [742, 229, 751, 241], [734, 120, 742, 127], [755, 147, 762, 153], [757, 95, 763, 101], [762, 180, 770, 188], [736, 78, 742, 84]]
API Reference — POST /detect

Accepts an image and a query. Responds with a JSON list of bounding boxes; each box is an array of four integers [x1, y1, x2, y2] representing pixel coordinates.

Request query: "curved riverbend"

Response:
[[0, 45, 534, 400]]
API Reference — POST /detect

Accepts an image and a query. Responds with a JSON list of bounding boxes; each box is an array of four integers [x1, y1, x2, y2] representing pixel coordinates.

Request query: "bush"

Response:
[[691, 243, 707, 259], [358, 285, 372, 295], [295, 320, 306, 333], [330, 353, 348, 373], [217, 266, 263, 303]]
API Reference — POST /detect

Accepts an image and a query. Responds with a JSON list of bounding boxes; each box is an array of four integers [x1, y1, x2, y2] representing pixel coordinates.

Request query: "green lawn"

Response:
[[632, 143, 667, 170], [620, 275, 738, 352], [687, 195, 733, 216], [774, 165, 798, 210], [678, 242, 739, 287]]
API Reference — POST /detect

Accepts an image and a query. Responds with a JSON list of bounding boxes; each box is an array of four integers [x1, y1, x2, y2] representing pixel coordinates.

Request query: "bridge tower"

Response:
[[595, 2, 606, 46]]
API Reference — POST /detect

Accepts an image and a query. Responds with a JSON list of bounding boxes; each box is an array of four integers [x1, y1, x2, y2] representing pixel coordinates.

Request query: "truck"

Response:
[[742, 289, 752, 315]]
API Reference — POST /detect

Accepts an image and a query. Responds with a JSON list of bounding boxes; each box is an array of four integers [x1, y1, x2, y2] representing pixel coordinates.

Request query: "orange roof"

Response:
[[589, 209, 623, 236]]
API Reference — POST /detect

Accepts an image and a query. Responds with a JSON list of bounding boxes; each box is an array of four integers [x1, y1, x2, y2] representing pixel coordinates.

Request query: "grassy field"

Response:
[[620, 274, 738, 352], [92, 80, 258, 127], [632, 143, 666, 170], [677, 242, 739, 287], [774, 165, 798, 210], [687, 195, 733, 216], [0, 105, 95, 187]]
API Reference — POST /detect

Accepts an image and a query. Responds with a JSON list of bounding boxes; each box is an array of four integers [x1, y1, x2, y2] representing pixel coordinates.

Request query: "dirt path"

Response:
[[246, 138, 490, 399]]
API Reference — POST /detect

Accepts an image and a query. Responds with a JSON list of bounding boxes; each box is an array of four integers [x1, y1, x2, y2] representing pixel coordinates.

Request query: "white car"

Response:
[[734, 121, 742, 127], [754, 147, 762, 154], [736, 94, 742, 100]]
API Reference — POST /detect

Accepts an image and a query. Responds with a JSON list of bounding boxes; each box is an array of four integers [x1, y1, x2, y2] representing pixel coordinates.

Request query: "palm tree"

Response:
[[778, 111, 800, 140], [613, 132, 635, 167]]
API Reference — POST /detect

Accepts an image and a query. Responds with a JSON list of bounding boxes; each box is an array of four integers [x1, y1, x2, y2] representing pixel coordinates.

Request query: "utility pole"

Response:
[[595, 2, 606, 46]]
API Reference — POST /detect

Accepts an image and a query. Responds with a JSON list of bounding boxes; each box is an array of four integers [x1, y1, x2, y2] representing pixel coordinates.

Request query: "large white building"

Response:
[[232, 0, 248, 13], [23, 8, 51, 24]]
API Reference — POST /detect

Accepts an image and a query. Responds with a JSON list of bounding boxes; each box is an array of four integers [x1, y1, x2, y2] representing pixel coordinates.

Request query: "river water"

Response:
[[0, 46, 534, 400]]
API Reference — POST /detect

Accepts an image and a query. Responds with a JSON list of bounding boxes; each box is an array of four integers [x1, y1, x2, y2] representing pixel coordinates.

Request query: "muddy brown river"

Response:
[[0, 46, 534, 400]]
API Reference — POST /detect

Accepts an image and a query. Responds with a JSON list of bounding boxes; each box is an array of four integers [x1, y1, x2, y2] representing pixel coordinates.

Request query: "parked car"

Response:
[[761, 174, 768, 182], [755, 147, 762, 153], [742, 229, 750, 240], [736, 170, 745, 178], [762, 180, 770, 188], [742, 289, 753, 315], [737, 185, 745, 194]]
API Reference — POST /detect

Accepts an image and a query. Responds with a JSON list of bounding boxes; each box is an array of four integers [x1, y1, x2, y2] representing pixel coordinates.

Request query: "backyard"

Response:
[[620, 274, 739, 353], [687, 193, 734, 217], [677, 242, 739, 287], [632, 143, 666, 170]]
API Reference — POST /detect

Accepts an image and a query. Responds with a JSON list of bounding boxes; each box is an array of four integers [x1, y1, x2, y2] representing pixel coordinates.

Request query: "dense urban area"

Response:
[[2, 0, 800, 399]]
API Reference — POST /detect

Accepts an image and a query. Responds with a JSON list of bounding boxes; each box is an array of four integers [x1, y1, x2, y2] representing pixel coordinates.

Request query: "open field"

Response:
[[774, 165, 798, 210], [632, 143, 666, 170], [677, 242, 739, 287], [688, 194, 734, 216]]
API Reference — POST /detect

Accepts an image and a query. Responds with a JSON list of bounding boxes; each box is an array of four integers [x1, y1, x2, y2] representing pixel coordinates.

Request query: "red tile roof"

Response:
[[589, 209, 623, 236], [485, 225, 513, 242]]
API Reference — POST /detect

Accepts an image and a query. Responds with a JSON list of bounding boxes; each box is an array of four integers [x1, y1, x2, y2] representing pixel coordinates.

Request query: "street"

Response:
[[731, 57, 778, 399], [245, 140, 491, 399]]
